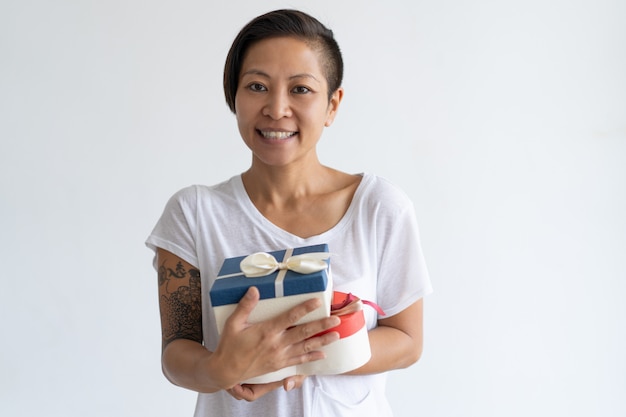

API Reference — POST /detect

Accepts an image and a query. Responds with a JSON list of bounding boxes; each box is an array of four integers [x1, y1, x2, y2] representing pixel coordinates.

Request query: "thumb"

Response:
[[283, 375, 306, 392], [225, 286, 260, 329]]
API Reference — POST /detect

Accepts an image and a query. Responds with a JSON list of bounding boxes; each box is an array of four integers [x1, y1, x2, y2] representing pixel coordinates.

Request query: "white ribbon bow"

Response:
[[240, 251, 330, 278]]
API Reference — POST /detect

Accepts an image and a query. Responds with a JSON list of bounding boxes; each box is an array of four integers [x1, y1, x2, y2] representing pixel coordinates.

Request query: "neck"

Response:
[[242, 159, 331, 206]]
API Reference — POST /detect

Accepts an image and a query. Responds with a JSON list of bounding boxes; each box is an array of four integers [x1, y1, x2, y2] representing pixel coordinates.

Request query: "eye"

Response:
[[247, 83, 267, 92], [292, 86, 311, 94]]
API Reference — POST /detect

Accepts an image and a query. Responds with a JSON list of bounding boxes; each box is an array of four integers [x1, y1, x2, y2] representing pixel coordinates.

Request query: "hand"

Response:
[[212, 287, 340, 388], [227, 375, 307, 402]]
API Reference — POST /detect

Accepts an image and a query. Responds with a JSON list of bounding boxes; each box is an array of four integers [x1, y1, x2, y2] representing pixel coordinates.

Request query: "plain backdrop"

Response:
[[1, 0, 624, 416]]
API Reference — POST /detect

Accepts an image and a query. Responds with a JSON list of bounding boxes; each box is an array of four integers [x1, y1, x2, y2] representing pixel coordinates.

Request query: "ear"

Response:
[[325, 87, 344, 127]]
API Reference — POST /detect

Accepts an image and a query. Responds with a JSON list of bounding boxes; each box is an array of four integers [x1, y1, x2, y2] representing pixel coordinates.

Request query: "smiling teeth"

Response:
[[261, 131, 296, 139]]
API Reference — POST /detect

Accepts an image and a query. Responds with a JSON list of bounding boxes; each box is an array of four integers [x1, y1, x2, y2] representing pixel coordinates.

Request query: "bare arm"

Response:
[[157, 248, 221, 392], [346, 298, 424, 375]]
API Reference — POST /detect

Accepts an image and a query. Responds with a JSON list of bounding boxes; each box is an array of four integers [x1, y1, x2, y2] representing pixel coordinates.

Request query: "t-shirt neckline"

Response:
[[232, 172, 371, 244]]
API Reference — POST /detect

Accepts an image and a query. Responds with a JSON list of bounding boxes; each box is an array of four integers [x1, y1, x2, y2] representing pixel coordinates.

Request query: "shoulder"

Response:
[[358, 173, 415, 213], [166, 176, 241, 208]]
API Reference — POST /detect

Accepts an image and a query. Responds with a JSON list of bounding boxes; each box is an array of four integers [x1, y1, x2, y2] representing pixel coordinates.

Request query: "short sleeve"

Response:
[[145, 186, 200, 269], [375, 187, 433, 317]]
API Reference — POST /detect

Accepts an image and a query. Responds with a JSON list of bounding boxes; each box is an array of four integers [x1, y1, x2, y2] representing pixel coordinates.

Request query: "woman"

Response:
[[146, 9, 432, 417]]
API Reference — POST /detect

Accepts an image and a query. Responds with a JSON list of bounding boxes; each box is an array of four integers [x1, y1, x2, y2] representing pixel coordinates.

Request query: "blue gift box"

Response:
[[210, 243, 330, 306], [210, 244, 332, 334]]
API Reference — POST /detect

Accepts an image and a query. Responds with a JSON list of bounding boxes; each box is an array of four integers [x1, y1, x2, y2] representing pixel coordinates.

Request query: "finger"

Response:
[[271, 297, 327, 331], [231, 381, 282, 402], [227, 386, 244, 401], [283, 374, 306, 391], [273, 330, 340, 371], [283, 315, 341, 345], [229, 384, 252, 401], [224, 287, 260, 330], [290, 330, 339, 362]]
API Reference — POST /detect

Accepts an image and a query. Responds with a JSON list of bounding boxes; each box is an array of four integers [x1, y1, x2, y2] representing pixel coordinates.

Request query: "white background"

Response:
[[1, 0, 624, 416]]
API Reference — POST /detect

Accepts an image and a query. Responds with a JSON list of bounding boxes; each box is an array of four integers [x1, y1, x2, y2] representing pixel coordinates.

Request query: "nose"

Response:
[[262, 91, 292, 120]]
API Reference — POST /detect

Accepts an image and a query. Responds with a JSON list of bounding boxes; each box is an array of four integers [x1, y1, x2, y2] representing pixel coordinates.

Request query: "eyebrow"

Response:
[[241, 69, 321, 82]]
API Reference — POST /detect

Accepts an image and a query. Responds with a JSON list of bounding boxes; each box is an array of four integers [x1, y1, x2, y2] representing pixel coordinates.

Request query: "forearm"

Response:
[[346, 299, 424, 375], [345, 325, 422, 375], [161, 339, 237, 393]]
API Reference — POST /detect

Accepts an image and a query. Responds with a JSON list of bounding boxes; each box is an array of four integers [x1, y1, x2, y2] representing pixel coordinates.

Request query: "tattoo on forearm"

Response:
[[159, 259, 203, 349]]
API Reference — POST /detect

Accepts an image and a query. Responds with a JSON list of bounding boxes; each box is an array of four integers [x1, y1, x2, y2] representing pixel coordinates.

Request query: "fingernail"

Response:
[[286, 380, 295, 391]]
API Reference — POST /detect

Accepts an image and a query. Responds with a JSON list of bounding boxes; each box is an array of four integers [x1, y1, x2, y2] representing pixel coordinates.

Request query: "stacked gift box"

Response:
[[209, 243, 372, 384]]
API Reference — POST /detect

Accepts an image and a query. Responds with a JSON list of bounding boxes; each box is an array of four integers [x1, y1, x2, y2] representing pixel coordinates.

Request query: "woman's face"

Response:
[[235, 36, 343, 168]]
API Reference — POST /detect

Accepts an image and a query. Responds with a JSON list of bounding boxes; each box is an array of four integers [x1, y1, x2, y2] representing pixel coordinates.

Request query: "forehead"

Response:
[[240, 36, 325, 76]]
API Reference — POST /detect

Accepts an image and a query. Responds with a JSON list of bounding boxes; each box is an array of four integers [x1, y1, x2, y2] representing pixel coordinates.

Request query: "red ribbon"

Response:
[[316, 308, 365, 339], [314, 292, 386, 340], [331, 292, 386, 316]]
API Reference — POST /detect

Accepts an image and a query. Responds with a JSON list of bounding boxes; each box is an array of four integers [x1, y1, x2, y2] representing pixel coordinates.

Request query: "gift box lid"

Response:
[[210, 244, 330, 307]]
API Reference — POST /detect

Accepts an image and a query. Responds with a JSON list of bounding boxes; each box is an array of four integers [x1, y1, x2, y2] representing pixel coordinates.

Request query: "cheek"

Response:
[[234, 90, 252, 116], [235, 99, 254, 127], [302, 101, 331, 124], [234, 107, 251, 136], [234, 95, 243, 116]]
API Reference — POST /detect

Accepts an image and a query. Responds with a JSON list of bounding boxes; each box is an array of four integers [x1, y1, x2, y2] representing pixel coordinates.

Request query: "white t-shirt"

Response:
[[146, 173, 432, 417]]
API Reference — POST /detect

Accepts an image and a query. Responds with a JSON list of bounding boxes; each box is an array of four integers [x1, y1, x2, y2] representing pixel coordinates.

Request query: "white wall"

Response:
[[1, 1, 624, 416]]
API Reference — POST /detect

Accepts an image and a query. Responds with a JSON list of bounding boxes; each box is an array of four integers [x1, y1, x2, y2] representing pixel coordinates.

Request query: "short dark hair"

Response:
[[223, 9, 344, 113]]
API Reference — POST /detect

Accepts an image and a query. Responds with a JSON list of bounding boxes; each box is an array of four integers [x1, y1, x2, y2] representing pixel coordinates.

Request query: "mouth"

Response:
[[258, 130, 298, 140]]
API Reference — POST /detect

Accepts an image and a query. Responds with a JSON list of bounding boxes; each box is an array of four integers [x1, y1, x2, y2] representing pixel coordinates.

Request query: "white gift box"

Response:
[[210, 244, 333, 334]]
